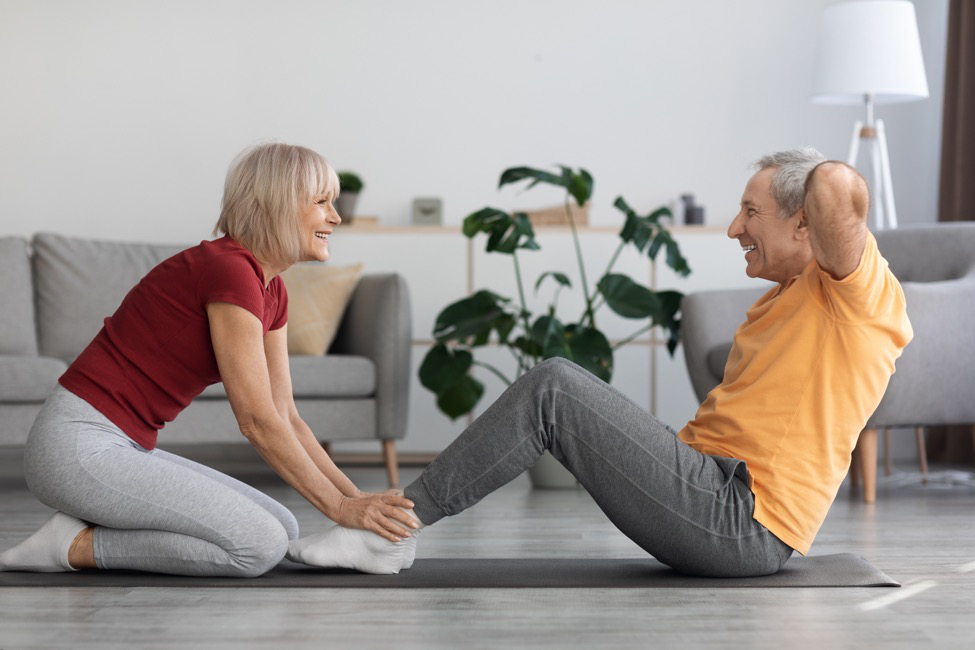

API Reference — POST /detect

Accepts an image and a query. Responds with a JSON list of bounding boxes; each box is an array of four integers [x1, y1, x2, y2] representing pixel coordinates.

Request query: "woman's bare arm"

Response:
[[262, 325, 364, 498], [207, 301, 416, 541]]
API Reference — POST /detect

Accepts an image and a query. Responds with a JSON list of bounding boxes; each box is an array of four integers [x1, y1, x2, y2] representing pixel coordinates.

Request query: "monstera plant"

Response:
[[419, 165, 691, 419]]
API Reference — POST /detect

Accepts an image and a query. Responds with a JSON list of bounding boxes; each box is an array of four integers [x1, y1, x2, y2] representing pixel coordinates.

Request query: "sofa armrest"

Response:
[[681, 287, 766, 403], [330, 273, 412, 440]]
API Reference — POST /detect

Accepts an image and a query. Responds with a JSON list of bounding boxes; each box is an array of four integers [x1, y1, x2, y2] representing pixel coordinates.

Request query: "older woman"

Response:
[[0, 143, 418, 577]]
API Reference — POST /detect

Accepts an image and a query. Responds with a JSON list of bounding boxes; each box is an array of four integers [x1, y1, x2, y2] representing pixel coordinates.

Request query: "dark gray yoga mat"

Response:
[[0, 554, 897, 588]]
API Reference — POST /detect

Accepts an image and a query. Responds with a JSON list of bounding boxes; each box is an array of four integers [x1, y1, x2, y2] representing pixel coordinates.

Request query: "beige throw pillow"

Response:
[[281, 263, 364, 355]]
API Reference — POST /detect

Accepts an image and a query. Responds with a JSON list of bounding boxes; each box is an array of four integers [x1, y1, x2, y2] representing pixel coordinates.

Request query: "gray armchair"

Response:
[[680, 223, 975, 503]]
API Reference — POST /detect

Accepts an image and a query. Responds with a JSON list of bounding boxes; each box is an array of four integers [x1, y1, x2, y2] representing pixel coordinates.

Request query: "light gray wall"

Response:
[[0, 0, 948, 244]]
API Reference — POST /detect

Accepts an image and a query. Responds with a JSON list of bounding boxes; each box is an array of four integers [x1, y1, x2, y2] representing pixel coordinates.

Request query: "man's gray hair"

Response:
[[754, 147, 826, 218]]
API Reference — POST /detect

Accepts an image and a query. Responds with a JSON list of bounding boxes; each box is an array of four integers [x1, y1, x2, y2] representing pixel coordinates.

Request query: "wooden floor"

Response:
[[1, 449, 973, 650]]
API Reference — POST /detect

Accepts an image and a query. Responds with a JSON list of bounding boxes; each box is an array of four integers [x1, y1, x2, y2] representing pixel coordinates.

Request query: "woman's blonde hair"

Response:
[[214, 143, 339, 265]]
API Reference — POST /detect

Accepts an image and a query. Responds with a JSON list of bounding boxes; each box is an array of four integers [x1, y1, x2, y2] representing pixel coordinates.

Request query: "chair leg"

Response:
[[857, 428, 879, 504], [883, 427, 893, 476], [850, 443, 862, 489], [382, 440, 399, 489], [914, 426, 929, 485]]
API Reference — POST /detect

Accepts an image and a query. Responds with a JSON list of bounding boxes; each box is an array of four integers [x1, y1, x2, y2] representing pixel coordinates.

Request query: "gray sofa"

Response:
[[0, 233, 412, 486]]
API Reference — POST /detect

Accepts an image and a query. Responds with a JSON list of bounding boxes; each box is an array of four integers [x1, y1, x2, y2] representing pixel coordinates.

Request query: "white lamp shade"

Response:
[[812, 0, 929, 105]]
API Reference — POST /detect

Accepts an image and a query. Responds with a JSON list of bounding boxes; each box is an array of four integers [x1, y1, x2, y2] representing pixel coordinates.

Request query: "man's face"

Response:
[[727, 167, 812, 286]]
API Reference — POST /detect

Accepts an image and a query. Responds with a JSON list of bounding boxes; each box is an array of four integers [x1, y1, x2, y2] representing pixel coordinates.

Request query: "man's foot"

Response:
[[0, 511, 87, 572]]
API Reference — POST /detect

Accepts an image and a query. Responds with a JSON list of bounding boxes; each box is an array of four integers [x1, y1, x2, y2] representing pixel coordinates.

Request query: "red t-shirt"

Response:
[[59, 235, 288, 450]]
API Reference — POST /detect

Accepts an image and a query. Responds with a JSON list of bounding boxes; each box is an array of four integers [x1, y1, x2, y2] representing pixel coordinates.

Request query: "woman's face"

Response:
[[298, 192, 342, 262]]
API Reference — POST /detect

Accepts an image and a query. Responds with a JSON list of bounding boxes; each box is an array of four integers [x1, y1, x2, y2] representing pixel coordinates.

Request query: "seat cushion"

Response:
[[32, 233, 184, 361], [0, 355, 69, 402], [0, 237, 38, 355], [197, 355, 376, 399], [706, 343, 733, 384]]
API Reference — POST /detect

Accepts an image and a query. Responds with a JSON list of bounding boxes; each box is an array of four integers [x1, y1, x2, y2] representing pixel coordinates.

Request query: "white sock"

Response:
[[0, 511, 86, 573], [286, 525, 406, 574], [399, 509, 425, 570]]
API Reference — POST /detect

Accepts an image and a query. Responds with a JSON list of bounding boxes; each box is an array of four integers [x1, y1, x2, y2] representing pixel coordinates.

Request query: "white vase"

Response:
[[528, 451, 580, 489], [334, 193, 359, 223]]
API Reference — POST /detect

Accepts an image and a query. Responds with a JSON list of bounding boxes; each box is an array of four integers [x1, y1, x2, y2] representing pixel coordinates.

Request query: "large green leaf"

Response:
[[436, 376, 484, 420], [562, 166, 594, 207], [418, 344, 473, 393], [664, 235, 691, 277], [512, 334, 540, 359], [432, 290, 511, 344], [654, 290, 684, 355], [498, 166, 563, 190], [654, 290, 683, 327], [492, 312, 518, 345], [613, 197, 689, 276], [597, 274, 660, 319], [463, 207, 507, 238], [417, 344, 485, 420], [562, 325, 613, 382], [534, 271, 572, 294], [463, 207, 539, 254], [498, 165, 593, 207], [532, 315, 569, 359]]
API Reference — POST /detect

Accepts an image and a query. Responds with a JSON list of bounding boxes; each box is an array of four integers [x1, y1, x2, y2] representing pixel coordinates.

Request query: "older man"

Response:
[[680, 152, 912, 559], [287, 149, 913, 578]]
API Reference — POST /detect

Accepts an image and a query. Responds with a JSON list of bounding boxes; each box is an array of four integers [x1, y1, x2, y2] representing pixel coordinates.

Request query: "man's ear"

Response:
[[794, 208, 810, 240]]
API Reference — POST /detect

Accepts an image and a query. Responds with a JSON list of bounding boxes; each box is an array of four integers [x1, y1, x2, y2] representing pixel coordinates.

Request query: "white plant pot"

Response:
[[334, 193, 359, 222]]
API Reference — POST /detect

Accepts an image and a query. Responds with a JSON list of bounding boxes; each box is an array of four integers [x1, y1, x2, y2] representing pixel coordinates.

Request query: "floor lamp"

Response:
[[811, 0, 929, 231]]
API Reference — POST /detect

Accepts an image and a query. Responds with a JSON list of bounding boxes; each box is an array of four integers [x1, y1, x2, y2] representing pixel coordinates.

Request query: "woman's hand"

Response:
[[334, 493, 419, 542]]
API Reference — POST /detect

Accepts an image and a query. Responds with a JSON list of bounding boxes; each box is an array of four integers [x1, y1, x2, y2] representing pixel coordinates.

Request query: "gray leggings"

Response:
[[24, 386, 298, 577], [405, 358, 793, 578]]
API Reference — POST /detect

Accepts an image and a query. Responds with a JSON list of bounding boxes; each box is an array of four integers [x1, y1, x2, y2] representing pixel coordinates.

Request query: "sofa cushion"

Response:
[[197, 355, 376, 399], [0, 237, 39, 355], [281, 263, 364, 355], [706, 343, 733, 383], [33, 233, 184, 361], [0, 355, 69, 402]]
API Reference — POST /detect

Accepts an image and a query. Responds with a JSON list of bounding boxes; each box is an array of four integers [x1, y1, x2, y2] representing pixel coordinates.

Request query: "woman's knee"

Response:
[[281, 512, 300, 541], [227, 517, 290, 578]]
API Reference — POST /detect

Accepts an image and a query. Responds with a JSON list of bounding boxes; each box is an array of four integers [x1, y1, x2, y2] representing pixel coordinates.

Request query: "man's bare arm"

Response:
[[802, 161, 869, 281]]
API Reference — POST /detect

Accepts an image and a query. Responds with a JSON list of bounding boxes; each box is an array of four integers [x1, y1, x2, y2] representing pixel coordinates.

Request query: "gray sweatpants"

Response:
[[24, 386, 298, 577], [405, 358, 793, 577]]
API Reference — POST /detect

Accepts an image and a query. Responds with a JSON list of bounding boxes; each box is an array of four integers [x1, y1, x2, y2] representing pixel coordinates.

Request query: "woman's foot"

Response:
[[0, 511, 87, 572], [399, 509, 424, 570], [286, 525, 406, 574]]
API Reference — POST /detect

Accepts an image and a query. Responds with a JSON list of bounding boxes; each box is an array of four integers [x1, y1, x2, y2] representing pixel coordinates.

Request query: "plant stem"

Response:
[[472, 360, 513, 386], [578, 240, 623, 323], [566, 194, 595, 328], [612, 323, 654, 350], [512, 250, 538, 366], [506, 344, 529, 377], [603, 241, 625, 279]]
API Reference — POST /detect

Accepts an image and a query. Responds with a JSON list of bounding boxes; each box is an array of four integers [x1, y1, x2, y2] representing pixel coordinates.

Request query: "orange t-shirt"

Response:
[[678, 232, 912, 555]]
